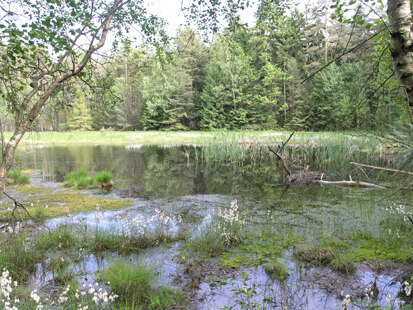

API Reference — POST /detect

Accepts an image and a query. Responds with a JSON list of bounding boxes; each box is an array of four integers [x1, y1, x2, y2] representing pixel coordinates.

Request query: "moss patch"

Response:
[[297, 234, 413, 271], [0, 190, 131, 220], [15, 186, 53, 195], [20, 169, 36, 175], [347, 239, 413, 264]]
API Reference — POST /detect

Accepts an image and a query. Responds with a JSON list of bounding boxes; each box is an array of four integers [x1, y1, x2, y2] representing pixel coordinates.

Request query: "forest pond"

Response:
[[3, 143, 413, 309]]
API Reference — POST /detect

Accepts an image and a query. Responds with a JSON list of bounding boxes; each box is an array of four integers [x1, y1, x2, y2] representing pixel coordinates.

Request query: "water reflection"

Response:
[[16, 145, 284, 199], [12, 144, 411, 309]]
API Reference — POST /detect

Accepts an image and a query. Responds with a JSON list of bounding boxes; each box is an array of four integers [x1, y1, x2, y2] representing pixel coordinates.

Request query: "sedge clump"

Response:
[[64, 169, 113, 189]]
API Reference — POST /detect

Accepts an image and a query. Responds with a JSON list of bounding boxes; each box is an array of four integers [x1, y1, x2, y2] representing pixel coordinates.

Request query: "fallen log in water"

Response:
[[315, 179, 386, 189], [350, 162, 413, 176]]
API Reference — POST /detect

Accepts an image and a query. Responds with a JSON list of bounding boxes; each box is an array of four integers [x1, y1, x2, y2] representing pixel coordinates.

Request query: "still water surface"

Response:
[[13, 144, 412, 309]]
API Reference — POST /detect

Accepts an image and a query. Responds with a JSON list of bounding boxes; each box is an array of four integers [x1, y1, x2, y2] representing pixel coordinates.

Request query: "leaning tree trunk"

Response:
[[388, 0, 413, 121], [0, 129, 27, 197], [0, 0, 122, 198]]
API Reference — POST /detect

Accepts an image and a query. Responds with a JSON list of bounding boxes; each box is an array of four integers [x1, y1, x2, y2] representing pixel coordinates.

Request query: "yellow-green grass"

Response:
[[0, 190, 131, 220], [15, 186, 53, 195], [2, 130, 380, 147]]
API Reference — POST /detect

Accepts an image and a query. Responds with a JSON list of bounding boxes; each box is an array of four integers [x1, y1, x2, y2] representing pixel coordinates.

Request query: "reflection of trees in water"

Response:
[[16, 145, 285, 198]]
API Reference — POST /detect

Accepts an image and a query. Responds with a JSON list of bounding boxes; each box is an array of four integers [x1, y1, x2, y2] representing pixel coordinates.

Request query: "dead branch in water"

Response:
[[268, 131, 295, 176], [315, 179, 387, 189], [3, 191, 34, 220], [350, 162, 413, 176]]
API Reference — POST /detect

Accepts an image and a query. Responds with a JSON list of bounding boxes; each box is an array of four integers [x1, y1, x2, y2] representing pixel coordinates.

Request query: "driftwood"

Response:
[[315, 179, 386, 189], [268, 132, 325, 184], [267, 133, 388, 189], [350, 162, 413, 176]]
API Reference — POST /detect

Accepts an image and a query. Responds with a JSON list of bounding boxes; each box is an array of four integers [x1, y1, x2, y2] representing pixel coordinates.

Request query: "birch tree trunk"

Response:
[[387, 0, 413, 120], [0, 0, 123, 198]]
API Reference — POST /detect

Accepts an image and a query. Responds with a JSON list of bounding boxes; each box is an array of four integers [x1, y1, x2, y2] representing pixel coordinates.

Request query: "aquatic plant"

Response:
[[93, 171, 112, 184], [186, 200, 245, 257], [100, 258, 182, 308], [64, 169, 93, 188], [264, 259, 290, 280], [101, 259, 155, 304], [212, 272, 278, 310]]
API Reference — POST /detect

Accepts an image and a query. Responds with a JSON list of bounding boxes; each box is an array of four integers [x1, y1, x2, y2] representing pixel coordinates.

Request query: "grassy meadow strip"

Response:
[[6, 130, 378, 147]]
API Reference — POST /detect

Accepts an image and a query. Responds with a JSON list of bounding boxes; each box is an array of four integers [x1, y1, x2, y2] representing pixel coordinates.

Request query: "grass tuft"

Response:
[[101, 259, 183, 308], [6, 171, 30, 185], [101, 259, 155, 305], [64, 169, 93, 188], [0, 243, 37, 282], [17, 175, 30, 185], [329, 254, 355, 274], [36, 225, 78, 251], [93, 171, 112, 184], [64, 169, 113, 189], [264, 260, 290, 280], [297, 247, 335, 266]]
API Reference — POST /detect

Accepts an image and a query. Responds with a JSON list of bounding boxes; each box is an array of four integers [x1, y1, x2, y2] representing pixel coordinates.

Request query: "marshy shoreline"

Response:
[[0, 131, 412, 309]]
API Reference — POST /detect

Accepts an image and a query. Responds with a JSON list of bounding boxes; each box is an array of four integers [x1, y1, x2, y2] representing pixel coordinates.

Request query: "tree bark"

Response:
[[387, 0, 413, 120]]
